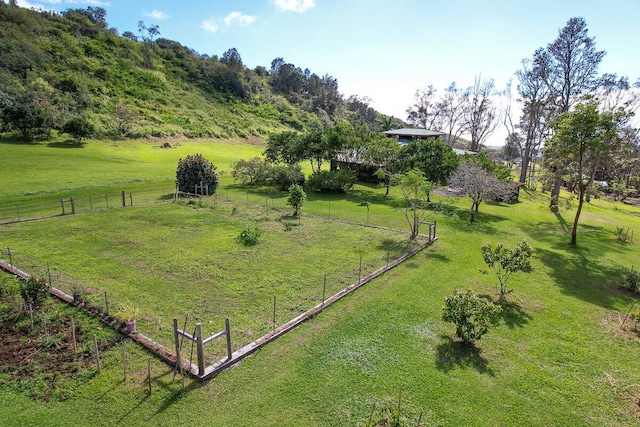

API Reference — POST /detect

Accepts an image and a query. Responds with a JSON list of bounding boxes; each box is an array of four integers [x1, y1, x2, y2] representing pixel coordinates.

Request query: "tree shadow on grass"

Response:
[[425, 251, 451, 263], [435, 335, 495, 376], [535, 246, 626, 310], [46, 140, 84, 148], [447, 208, 510, 236], [479, 294, 532, 329], [375, 238, 413, 259], [152, 369, 200, 416]]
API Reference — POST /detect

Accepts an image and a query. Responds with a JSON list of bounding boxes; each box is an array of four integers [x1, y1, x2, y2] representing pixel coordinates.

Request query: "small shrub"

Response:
[[282, 220, 299, 231], [614, 226, 633, 243], [287, 184, 306, 217], [62, 116, 94, 143], [481, 240, 532, 297], [442, 290, 501, 345], [623, 267, 640, 293], [237, 225, 263, 246], [19, 276, 49, 308]]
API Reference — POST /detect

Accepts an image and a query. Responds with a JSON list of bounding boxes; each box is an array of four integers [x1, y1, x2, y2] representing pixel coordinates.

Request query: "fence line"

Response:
[[0, 227, 437, 381]]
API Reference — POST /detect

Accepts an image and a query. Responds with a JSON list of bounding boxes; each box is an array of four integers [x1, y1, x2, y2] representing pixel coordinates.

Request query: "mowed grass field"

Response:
[[2, 137, 640, 426]]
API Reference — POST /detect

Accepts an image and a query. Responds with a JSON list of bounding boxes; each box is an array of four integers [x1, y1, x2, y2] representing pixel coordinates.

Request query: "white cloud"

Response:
[[202, 11, 257, 33], [224, 11, 256, 27], [16, 0, 46, 8], [145, 9, 170, 20], [201, 18, 219, 33], [65, 0, 111, 6], [273, 0, 315, 13]]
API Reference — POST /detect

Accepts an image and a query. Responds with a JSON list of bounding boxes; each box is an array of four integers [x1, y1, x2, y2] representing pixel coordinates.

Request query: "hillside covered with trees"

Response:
[[0, 3, 402, 141]]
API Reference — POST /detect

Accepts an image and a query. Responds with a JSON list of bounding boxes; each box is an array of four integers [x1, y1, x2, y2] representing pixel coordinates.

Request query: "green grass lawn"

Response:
[[2, 138, 640, 426]]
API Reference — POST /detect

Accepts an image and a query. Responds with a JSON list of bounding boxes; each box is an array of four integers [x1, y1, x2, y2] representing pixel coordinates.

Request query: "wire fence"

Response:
[[0, 183, 414, 230], [0, 184, 436, 373], [0, 186, 176, 224]]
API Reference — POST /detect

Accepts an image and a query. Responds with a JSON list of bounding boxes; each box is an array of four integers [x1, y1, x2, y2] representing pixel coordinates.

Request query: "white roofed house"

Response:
[[336, 128, 470, 181]]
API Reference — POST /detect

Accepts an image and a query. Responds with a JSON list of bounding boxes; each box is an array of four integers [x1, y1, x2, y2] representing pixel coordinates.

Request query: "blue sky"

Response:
[[14, 0, 640, 145]]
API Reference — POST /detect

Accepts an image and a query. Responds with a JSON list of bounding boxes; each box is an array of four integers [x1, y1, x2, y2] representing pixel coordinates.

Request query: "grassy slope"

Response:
[[2, 140, 640, 426]]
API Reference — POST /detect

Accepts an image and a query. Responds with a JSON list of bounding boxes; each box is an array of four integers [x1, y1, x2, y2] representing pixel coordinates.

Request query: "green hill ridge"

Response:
[[0, 4, 401, 141]]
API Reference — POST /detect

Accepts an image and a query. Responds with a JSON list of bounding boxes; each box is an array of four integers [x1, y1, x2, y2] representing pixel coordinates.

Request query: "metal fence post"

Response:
[[225, 318, 232, 361], [195, 323, 204, 376]]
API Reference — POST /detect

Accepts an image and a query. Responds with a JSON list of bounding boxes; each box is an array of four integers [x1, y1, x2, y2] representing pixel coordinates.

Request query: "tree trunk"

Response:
[[550, 177, 562, 210], [412, 204, 420, 239], [571, 189, 585, 245], [469, 204, 475, 223], [519, 146, 531, 184]]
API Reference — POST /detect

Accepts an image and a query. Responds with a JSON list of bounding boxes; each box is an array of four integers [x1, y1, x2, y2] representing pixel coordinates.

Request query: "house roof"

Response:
[[383, 128, 445, 138], [453, 148, 476, 155]]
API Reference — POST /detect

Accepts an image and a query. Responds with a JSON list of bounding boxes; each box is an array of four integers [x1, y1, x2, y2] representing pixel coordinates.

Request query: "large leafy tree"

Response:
[[539, 17, 606, 209], [360, 133, 402, 196], [397, 138, 459, 185], [544, 102, 626, 245], [264, 131, 304, 165]]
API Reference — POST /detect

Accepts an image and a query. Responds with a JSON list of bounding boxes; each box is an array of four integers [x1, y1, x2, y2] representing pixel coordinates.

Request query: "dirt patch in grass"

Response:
[[0, 298, 121, 402]]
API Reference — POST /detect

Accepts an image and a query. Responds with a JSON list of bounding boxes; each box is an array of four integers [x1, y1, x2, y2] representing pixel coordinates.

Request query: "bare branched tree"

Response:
[[438, 82, 468, 146], [406, 86, 441, 130], [448, 162, 504, 223], [463, 75, 499, 152]]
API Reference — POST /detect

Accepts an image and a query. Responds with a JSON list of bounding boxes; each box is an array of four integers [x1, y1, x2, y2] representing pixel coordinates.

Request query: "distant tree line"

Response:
[[406, 17, 640, 228]]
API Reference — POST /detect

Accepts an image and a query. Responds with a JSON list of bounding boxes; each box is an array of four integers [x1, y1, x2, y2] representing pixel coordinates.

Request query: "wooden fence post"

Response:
[[321, 274, 326, 310], [70, 197, 75, 214], [122, 346, 127, 382], [173, 318, 182, 373], [94, 334, 101, 373], [195, 323, 204, 376], [103, 291, 109, 315], [61, 199, 65, 215], [272, 296, 276, 334], [147, 356, 152, 395], [71, 317, 77, 352]]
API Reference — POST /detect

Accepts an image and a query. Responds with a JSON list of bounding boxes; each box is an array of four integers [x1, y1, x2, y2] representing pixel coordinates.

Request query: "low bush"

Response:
[[442, 290, 501, 345], [236, 225, 263, 246], [307, 170, 356, 192], [19, 276, 49, 309], [623, 267, 640, 293]]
